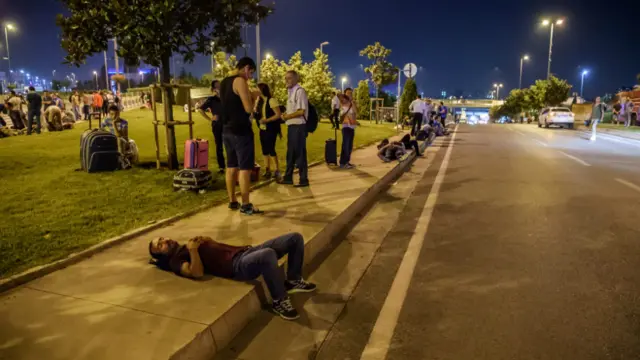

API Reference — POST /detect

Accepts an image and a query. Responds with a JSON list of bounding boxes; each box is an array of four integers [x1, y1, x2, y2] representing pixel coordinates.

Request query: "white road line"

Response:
[[558, 151, 591, 166], [360, 124, 459, 360], [533, 139, 548, 147], [615, 178, 640, 193], [513, 130, 525, 136]]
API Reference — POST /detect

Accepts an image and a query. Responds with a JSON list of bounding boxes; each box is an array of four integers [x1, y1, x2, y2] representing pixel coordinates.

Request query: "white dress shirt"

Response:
[[286, 84, 309, 126], [409, 99, 425, 114], [331, 96, 340, 110]]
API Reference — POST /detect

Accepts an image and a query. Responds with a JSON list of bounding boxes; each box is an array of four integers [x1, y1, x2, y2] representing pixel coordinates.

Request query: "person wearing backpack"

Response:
[[281, 70, 310, 187], [255, 83, 283, 180], [589, 96, 606, 142]]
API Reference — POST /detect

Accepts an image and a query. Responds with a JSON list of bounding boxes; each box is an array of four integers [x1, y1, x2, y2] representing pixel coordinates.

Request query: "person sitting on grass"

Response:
[[43, 104, 63, 131], [102, 104, 138, 164], [148, 232, 317, 321]]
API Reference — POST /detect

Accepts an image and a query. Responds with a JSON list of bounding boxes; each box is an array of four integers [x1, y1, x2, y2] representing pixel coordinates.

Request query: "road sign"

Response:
[[403, 63, 417, 78]]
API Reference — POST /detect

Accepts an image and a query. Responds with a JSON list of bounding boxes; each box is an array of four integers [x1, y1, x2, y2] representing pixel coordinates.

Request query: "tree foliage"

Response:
[[56, 0, 271, 169], [302, 49, 335, 116], [354, 80, 371, 120], [212, 52, 238, 80], [359, 42, 398, 96], [259, 55, 287, 104], [399, 78, 418, 117], [496, 76, 572, 120]]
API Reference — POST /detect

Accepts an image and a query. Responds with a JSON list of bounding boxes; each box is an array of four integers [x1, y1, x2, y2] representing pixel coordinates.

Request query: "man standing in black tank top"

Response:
[[220, 57, 263, 215]]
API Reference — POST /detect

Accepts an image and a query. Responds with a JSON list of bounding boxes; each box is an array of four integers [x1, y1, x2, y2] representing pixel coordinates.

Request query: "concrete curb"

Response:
[[170, 149, 419, 360], [0, 137, 393, 294]]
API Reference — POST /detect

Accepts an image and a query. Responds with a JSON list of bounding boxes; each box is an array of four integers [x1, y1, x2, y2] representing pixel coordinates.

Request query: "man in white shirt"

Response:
[[409, 95, 426, 136], [280, 70, 310, 187], [330, 92, 341, 129], [423, 98, 433, 126]]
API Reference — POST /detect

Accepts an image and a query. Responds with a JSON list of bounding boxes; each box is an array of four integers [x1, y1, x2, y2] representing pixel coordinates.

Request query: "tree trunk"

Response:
[[161, 55, 179, 170]]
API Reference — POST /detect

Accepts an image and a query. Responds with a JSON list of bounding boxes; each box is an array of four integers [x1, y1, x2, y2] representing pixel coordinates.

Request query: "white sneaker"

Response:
[[589, 136, 596, 142]]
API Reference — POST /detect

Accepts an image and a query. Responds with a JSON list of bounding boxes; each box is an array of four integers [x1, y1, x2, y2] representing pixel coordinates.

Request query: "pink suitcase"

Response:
[[184, 139, 209, 170]]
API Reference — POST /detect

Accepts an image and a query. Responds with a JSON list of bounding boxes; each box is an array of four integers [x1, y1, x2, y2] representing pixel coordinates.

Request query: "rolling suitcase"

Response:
[[325, 127, 338, 165], [80, 129, 120, 173], [235, 164, 262, 184], [184, 139, 209, 170], [173, 169, 212, 192]]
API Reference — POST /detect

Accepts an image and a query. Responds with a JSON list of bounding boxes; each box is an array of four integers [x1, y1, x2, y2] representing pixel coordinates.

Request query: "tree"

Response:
[[213, 52, 238, 80], [60, 79, 72, 90], [52, 80, 62, 91], [378, 90, 397, 107], [399, 78, 418, 117], [354, 80, 371, 120], [359, 42, 398, 97], [302, 49, 335, 116], [57, 0, 271, 170], [259, 55, 287, 104]]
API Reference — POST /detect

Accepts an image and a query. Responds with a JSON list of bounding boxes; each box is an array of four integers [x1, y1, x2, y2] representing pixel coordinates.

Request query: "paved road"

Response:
[[316, 124, 640, 360]]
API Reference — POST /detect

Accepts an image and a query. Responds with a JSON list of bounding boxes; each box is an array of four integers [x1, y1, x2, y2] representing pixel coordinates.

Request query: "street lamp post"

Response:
[[341, 76, 347, 92], [210, 41, 215, 75], [542, 18, 564, 79], [320, 41, 329, 53], [519, 55, 529, 89], [580, 70, 589, 98], [93, 71, 98, 89], [493, 83, 504, 99], [4, 24, 15, 73]]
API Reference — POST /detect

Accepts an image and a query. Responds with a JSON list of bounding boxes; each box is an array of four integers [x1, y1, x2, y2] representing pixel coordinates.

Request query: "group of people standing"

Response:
[[198, 57, 316, 216], [71, 89, 119, 121], [409, 95, 448, 136]]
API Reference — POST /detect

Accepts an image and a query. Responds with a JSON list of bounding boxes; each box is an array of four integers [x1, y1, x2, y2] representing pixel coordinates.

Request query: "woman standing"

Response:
[[255, 83, 283, 179], [339, 90, 357, 169]]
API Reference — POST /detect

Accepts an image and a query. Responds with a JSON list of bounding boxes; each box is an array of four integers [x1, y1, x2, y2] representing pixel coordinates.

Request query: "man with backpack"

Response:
[[281, 70, 310, 187]]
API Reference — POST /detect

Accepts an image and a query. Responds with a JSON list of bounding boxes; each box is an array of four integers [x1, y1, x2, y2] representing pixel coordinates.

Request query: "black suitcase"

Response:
[[325, 128, 338, 165], [173, 169, 212, 192], [80, 129, 120, 173]]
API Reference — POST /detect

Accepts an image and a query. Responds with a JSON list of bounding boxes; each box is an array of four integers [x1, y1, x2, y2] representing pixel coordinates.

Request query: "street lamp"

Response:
[[139, 70, 144, 83], [320, 41, 330, 53], [265, 52, 272, 60], [493, 83, 504, 99], [519, 54, 530, 89], [4, 23, 15, 73], [93, 70, 98, 89], [580, 70, 589, 98], [541, 18, 565, 79], [341, 76, 347, 92]]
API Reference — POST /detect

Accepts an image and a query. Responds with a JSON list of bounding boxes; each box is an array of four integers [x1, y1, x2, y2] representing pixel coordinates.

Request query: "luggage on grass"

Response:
[[173, 169, 212, 192], [80, 129, 121, 173], [184, 139, 209, 170]]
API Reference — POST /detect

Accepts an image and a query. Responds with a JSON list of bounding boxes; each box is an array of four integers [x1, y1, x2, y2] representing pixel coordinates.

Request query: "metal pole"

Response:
[[103, 50, 109, 90], [113, 38, 121, 93], [210, 41, 215, 75], [320, 44, 324, 53], [580, 73, 585, 97], [256, 23, 261, 81], [4, 27, 11, 73], [547, 23, 554, 80], [397, 69, 402, 130], [519, 58, 524, 89]]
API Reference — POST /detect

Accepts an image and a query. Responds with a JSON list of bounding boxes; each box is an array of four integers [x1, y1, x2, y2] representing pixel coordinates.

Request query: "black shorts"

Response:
[[259, 130, 278, 156], [223, 131, 255, 170]]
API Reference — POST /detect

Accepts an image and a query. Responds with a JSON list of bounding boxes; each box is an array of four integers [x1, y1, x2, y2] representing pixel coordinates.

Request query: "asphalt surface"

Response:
[[316, 124, 640, 360]]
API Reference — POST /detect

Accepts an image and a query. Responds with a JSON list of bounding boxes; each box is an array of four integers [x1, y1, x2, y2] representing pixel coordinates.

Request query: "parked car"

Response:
[[538, 107, 575, 129]]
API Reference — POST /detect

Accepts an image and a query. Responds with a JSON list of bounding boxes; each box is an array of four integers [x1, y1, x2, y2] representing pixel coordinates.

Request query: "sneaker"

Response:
[[340, 164, 355, 169], [273, 170, 282, 181], [262, 170, 272, 179], [279, 178, 294, 185], [228, 201, 240, 210], [294, 181, 310, 188], [272, 297, 299, 320], [589, 136, 596, 142], [240, 203, 264, 215], [286, 279, 317, 294], [218, 168, 225, 175]]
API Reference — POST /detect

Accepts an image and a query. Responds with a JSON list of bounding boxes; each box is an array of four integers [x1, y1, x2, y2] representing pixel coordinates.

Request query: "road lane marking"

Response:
[[532, 139, 548, 147], [615, 178, 640, 193], [558, 151, 591, 166], [360, 125, 459, 360]]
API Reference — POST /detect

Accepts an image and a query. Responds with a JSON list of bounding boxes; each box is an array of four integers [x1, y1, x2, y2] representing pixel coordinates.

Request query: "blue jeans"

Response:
[[27, 110, 41, 134], [284, 124, 308, 183], [232, 232, 304, 301], [340, 127, 355, 166]]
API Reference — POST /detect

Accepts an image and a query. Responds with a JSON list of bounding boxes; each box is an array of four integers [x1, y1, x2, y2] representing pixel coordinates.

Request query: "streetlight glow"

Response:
[[523, 55, 530, 61], [265, 53, 272, 59], [5, 24, 15, 31], [556, 19, 564, 25], [139, 71, 144, 75], [542, 19, 550, 26], [582, 70, 589, 76], [93, 70, 97, 75]]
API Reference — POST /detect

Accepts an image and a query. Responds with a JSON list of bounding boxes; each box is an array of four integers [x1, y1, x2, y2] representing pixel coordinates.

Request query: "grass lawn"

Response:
[[598, 123, 640, 132], [0, 107, 397, 278]]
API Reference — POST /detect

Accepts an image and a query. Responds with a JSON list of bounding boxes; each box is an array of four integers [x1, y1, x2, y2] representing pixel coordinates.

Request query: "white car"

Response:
[[538, 107, 575, 129]]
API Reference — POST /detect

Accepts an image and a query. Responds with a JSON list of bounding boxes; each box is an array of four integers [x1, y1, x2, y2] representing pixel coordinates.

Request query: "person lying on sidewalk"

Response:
[[377, 139, 407, 162], [148, 232, 317, 321], [400, 134, 423, 157]]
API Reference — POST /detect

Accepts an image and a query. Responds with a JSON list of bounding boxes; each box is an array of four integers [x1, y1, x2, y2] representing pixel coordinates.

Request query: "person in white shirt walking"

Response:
[[280, 70, 310, 187], [330, 92, 341, 129], [589, 96, 606, 142], [410, 95, 426, 136]]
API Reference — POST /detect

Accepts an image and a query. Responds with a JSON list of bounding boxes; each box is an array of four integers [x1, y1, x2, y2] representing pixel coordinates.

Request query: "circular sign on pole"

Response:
[[403, 63, 418, 78]]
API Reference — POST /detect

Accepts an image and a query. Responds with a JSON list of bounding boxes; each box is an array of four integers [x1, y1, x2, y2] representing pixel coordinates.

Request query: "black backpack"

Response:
[[306, 103, 319, 133]]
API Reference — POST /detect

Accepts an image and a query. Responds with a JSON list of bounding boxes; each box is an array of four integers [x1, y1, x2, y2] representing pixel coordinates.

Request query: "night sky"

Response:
[[3, 0, 638, 99]]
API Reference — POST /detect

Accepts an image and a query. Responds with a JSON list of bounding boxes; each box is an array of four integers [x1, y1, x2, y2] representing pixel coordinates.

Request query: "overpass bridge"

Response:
[[439, 99, 504, 109]]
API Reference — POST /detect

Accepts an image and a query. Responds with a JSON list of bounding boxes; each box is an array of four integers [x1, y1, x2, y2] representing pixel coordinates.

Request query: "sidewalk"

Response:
[[0, 136, 416, 360]]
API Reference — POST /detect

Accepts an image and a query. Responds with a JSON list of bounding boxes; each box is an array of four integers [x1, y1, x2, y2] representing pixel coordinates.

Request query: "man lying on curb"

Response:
[[149, 232, 316, 320]]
